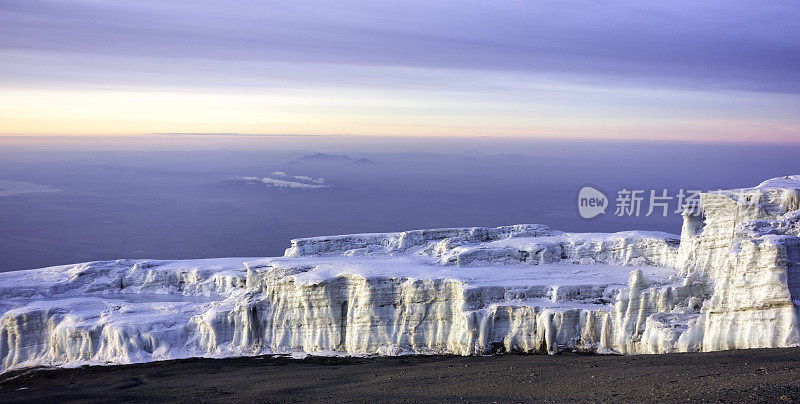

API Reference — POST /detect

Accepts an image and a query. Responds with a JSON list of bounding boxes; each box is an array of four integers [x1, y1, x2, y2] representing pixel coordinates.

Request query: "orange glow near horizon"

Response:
[[2, 1, 799, 145], [2, 86, 799, 144]]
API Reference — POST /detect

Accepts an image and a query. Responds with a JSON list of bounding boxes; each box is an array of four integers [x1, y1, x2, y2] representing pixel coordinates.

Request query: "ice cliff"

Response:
[[2, 176, 800, 372]]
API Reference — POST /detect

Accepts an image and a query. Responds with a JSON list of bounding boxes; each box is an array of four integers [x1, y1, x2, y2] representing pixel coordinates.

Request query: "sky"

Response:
[[1, 0, 799, 142]]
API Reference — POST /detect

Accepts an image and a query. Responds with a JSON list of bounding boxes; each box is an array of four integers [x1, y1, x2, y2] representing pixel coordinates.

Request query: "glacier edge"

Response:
[[2, 176, 800, 372]]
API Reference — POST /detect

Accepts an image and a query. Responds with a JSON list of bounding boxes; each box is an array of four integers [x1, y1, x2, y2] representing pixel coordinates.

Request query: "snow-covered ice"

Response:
[[2, 176, 800, 372]]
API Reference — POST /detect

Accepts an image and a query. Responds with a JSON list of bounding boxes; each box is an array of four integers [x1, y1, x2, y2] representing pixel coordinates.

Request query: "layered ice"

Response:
[[2, 176, 800, 372]]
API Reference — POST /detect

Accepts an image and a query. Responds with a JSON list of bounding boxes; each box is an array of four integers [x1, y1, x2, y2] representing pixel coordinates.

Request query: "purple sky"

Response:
[[1, 0, 799, 141]]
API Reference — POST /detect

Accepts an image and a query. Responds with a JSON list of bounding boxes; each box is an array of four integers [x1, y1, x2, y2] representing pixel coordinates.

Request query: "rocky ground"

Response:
[[2, 348, 800, 403]]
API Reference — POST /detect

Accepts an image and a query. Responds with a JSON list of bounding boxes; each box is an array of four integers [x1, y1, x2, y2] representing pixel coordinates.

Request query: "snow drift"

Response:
[[2, 176, 800, 372]]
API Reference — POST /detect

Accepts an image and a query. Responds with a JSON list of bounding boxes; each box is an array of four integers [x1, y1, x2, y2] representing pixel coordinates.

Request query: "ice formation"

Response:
[[2, 176, 800, 372]]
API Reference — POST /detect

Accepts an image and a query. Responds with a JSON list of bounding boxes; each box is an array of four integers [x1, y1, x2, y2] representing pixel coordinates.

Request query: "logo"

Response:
[[578, 186, 608, 219]]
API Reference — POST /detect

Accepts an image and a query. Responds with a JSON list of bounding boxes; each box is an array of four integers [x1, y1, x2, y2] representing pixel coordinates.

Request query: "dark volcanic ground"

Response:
[[2, 348, 800, 403]]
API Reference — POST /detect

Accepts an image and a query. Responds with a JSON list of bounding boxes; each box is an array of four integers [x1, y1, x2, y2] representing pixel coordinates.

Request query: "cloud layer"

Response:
[[1, 1, 798, 141], [243, 176, 329, 190]]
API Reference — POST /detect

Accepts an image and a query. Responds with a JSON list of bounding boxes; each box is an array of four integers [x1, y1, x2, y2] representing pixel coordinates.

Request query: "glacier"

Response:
[[1, 176, 800, 372]]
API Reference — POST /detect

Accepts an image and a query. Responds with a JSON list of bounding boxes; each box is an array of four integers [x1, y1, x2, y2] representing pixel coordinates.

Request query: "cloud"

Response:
[[267, 172, 324, 183], [0, 180, 60, 196], [2, 1, 798, 141], [1, 1, 798, 93], [297, 153, 373, 164], [242, 176, 330, 189], [291, 175, 324, 183]]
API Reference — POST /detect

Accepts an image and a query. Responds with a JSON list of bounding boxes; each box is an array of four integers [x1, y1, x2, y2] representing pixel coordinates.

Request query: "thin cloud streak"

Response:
[[1, 0, 798, 93], [0, 0, 798, 141]]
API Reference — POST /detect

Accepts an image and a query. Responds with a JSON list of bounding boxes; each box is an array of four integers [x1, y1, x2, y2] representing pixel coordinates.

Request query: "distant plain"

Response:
[[2, 137, 798, 272]]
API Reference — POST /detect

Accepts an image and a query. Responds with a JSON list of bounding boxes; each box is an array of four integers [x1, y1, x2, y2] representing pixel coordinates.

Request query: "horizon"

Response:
[[5, 2, 800, 398], [2, 1, 799, 142], [4, 133, 800, 149]]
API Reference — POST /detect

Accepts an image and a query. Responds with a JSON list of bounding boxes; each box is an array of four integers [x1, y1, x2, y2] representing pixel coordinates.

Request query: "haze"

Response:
[[1, 1, 799, 141]]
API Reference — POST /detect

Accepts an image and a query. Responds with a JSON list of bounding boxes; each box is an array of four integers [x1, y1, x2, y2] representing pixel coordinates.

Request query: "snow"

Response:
[[2, 175, 800, 372], [251, 256, 674, 289], [755, 175, 800, 190]]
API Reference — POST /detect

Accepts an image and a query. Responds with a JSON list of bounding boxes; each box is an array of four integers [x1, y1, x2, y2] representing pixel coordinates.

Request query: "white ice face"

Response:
[[1, 175, 799, 373]]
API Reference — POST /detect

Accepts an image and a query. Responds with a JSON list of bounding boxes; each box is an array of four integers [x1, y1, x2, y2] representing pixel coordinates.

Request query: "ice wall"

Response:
[[1, 176, 800, 372], [675, 176, 800, 351]]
